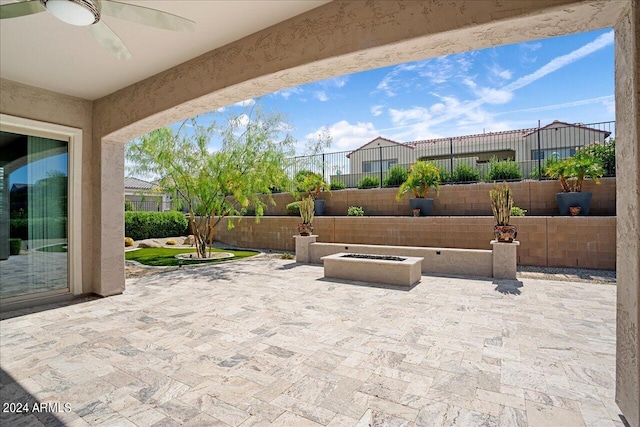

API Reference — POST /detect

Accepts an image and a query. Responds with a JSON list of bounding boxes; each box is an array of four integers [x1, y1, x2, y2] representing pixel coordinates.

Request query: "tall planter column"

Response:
[[294, 234, 317, 263], [491, 240, 519, 280]]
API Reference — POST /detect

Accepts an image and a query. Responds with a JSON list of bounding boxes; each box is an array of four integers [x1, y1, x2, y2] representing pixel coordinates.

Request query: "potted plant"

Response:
[[294, 170, 330, 216], [490, 182, 517, 242], [298, 197, 314, 236], [545, 148, 603, 216], [396, 161, 440, 216]]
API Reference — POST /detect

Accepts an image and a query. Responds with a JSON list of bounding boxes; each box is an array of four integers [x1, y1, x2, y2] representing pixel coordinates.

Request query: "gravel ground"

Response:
[[517, 265, 616, 285]]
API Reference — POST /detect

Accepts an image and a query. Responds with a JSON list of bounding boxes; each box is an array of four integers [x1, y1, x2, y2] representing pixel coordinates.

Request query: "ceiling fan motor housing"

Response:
[[41, 0, 101, 26]]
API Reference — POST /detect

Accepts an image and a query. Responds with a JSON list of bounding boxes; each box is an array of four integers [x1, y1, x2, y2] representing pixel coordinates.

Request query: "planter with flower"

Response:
[[490, 182, 517, 242], [396, 161, 440, 216], [294, 170, 330, 216], [298, 197, 315, 236], [545, 148, 603, 216]]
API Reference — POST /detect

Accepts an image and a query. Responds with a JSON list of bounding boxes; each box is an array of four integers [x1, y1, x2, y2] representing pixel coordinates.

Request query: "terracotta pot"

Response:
[[569, 206, 582, 216], [494, 225, 517, 242], [298, 223, 313, 236], [409, 198, 434, 216], [557, 192, 592, 216]]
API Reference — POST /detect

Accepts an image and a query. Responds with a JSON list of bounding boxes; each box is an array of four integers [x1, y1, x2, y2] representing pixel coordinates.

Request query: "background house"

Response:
[[124, 177, 172, 212], [329, 120, 612, 187]]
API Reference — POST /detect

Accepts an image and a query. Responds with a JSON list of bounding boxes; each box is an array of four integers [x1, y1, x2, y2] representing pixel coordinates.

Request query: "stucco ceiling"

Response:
[[0, 0, 329, 100]]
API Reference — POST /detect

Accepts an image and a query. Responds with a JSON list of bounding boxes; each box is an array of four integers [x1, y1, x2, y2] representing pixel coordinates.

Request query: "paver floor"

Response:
[[0, 256, 623, 426]]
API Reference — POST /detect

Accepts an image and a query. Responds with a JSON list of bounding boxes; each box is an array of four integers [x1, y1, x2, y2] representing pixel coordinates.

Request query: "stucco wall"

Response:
[[0, 79, 94, 294], [614, 2, 640, 423], [214, 215, 616, 270], [264, 178, 616, 217]]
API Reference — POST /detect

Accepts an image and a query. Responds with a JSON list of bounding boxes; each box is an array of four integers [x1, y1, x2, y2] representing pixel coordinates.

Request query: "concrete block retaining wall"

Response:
[[263, 178, 616, 217], [215, 216, 616, 270]]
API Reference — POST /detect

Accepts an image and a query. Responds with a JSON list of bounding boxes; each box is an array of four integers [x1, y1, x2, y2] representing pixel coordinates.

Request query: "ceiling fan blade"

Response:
[[0, 0, 45, 20], [87, 20, 131, 60], [101, 0, 195, 33]]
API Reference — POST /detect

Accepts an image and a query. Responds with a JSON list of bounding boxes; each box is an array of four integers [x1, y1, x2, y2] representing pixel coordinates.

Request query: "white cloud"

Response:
[[230, 113, 250, 127], [370, 105, 384, 117], [488, 64, 512, 80], [389, 107, 432, 126], [306, 120, 379, 152], [320, 76, 349, 89], [234, 98, 256, 107], [505, 30, 614, 93], [273, 87, 303, 100], [462, 77, 513, 104], [495, 95, 615, 115], [314, 91, 329, 102], [376, 53, 475, 97], [477, 87, 513, 104]]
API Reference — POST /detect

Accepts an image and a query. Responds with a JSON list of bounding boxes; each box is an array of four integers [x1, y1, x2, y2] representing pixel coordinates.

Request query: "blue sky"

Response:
[[172, 28, 614, 155]]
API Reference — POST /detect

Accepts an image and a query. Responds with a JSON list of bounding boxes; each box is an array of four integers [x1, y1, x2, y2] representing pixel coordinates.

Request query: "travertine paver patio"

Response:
[[0, 256, 622, 426]]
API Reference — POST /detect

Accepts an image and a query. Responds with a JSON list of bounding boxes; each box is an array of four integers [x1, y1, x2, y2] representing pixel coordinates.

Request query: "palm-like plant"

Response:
[[395, 161, 441, 200], [545, 150, 603, 192]]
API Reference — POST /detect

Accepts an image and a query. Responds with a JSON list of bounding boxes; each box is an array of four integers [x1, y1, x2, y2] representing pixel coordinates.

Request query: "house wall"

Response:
[[614, 2, 640, 422], [214, 215, 616, 270], [524, 125, 610, 160], [347, 139, 414, 175], [263, 177, 616, 217], [0, 79, 94, 294]]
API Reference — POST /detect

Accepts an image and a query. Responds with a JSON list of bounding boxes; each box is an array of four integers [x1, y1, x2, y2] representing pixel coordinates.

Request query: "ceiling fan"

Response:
[[0, 0, 196, 60]]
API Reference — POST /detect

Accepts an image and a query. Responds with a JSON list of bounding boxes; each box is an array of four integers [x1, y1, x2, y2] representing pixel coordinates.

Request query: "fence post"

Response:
[[379, 145, 383, 188], [449, 138, 454, 175], [537, 120, 542, 181], [322, 153, 326, 182]]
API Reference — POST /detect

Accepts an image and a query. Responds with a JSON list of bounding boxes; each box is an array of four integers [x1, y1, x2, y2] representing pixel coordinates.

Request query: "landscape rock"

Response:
[[137, 239, 163, 248], [183, 235, 195, 246]]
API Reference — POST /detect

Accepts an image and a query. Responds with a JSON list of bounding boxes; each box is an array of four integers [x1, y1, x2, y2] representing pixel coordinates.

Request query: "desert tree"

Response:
[[126, 106, 294, 258]]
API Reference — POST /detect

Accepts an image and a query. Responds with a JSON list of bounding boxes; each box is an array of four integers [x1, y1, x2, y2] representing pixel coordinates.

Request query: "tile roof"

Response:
[[124, 177, 157, 190]]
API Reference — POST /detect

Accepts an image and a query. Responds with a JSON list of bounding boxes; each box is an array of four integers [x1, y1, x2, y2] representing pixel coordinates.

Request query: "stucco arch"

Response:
[[88, 1, 638, 423]]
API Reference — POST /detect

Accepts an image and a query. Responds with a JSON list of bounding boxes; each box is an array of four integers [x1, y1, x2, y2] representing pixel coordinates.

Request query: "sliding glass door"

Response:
[[0, 131, 69, 299]]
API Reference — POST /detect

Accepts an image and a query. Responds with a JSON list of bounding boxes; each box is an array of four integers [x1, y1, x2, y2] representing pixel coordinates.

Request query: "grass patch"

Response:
[[36, 243, 67, 253], [125, 247, 258, 267]]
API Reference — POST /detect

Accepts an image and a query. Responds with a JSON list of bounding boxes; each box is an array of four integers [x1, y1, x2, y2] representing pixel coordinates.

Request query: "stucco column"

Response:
[[491, 240, 519, 280], [0, 169, 8, 260], [93, 137, 125, 296], [294, 235, 316, 263], [614, 3, 640, 425]]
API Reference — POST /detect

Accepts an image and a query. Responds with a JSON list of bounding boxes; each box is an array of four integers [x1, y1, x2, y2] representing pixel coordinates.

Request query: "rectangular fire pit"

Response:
[[321, 252, 423, 287]]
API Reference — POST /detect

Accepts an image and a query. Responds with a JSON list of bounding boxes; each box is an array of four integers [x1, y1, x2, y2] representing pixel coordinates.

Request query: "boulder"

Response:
[[165, 239, 177, 245], [124, 237, 134, 247], [183, 235, 195, 246], [137, 239, 163, 248]]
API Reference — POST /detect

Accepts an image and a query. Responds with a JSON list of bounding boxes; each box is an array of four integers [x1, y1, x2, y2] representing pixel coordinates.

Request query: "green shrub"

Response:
[[330, 180, 346, 190], [347, 206, 365, 216], [358, 176, 380, 189], [10, 218, 67, 240], [124, 211, 188, 241], [511, 206, 527, 217], [383, 165, 408, 187], [439, 170, 453, 184], [286, 201, 301, 216], [9, 238, 22, 255], [452, 163, 480, 183], [579, 140, 615, 176], [124, 200, 135, 211], [488, 158, 523, 181]]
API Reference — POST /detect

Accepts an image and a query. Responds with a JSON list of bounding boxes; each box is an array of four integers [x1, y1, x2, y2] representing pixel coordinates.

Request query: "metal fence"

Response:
[[125, 200, 166, 212], [284, 120, 615, 191]]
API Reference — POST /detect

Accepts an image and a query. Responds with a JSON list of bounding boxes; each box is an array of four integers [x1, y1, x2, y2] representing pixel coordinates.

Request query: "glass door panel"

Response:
[[0, 132, 69, 299]]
